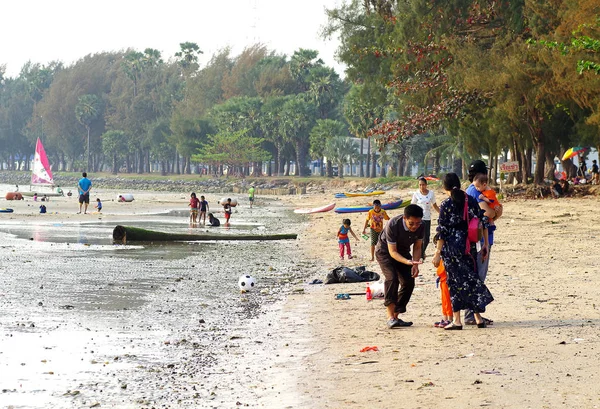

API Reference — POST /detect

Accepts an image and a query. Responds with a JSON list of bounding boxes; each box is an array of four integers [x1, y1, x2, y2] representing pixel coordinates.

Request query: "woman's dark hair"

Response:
[[443, 173, 465, 208], [418, 177, 427, 185]]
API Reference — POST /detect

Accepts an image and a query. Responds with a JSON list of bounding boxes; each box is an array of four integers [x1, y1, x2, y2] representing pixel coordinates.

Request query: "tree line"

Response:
[[324, 0, 600, 184], [2, 1, 599, 183], [1, 43, 399, 178]]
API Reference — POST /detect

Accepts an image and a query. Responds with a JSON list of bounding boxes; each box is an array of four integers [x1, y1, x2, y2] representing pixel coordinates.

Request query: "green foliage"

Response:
[[192, 130, 271, 169]]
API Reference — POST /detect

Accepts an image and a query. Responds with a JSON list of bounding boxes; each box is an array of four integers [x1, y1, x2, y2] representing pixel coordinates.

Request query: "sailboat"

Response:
[[21, 138, 64, 197]]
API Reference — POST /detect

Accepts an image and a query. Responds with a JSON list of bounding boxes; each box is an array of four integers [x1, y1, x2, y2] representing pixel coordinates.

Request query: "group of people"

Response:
[[574, 158, 599, 185], [188, 185, 256, 226], [348, 160, 500, 330]]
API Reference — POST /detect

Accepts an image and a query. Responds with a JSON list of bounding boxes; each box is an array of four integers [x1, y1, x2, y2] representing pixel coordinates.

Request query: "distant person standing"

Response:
[[577, 158, 587, 181], [77, 172, 92, 214], [591, 160, 599, 185], [199, 195, 209, 224], [411, 177, 440, 259], [248, 185, 256, 208], [223, 198, 233, 225]]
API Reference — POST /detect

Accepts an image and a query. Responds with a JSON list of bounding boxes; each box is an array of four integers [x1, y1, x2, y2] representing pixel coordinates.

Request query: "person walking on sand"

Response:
[[375, 204, 424, 329], [337, 218, 359, 260], [362, 199, 390, 261], [432, 173, 493, 330], [411, 177, 440, 259], [465, 160, 500, 326], [248, 185, 255, 208], [77, 172, 92, 214], [223, 198, 233, 225], [189, 192, 200, 224], [199, 195, 209, 224]]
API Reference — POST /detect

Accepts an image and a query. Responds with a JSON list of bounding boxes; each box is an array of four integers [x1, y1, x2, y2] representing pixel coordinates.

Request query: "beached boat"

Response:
[[335, 190, 386, 198], [0, 208, 14, 213], [334, 199, 408, 214], [293, 202, 336, 214], [113, 225, 297, 244]]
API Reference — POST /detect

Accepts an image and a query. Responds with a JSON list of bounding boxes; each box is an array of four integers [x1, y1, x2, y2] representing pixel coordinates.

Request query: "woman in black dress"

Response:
[[431, 173, 494, 330]]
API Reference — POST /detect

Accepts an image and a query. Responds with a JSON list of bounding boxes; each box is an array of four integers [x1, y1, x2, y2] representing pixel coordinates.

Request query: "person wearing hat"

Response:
[[465, 160, 500, 326]]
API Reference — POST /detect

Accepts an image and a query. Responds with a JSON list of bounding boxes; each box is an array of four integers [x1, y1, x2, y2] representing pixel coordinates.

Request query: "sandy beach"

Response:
[[277, 187, 600, 409], [2, 183, 600, 408]]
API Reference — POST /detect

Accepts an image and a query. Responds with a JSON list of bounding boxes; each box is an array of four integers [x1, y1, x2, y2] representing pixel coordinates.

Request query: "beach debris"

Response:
[[417, 382, 435, 389], [480, 370, 503, 375], [473, 379, 483, 384], [360, 346, 379, 352], [573, 338, 585, 343]]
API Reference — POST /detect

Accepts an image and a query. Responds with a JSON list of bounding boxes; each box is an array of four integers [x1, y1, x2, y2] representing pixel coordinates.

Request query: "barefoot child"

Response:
[[199, 195, 209, 224], [95, 198, 102, 213], [337, 219, 359, 260], [362, 199, 390, 261], [223, 198, 233, 225], [189, 193, 200, 224]]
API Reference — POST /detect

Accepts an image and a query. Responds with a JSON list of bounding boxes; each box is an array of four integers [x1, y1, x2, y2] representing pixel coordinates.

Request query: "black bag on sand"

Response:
[[325, 266, 380, 284]]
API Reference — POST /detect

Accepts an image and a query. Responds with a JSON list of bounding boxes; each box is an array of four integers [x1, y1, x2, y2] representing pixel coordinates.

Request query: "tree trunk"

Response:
[[366, 136, 371, 178], [370, 149, 377, 179], [295, 141, 304, 176], [359, 139, 365, 177], [525, 146, 533, 183], [113, 225, 297, 244], [544, 150, 556, 181], [433, 152, 441, 174]]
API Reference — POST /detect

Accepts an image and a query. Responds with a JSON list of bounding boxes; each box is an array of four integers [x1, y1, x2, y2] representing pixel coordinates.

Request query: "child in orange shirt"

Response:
[[473, 174, 501, 222]]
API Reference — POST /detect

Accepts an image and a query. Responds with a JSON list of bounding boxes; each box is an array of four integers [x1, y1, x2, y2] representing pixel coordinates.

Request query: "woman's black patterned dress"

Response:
[[437, 194, 494, 313]]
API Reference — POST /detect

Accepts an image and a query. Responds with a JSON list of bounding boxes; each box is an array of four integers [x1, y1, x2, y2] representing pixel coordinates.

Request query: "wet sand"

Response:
[[0, 189, 318, 408], [2, 186, 600, 408]]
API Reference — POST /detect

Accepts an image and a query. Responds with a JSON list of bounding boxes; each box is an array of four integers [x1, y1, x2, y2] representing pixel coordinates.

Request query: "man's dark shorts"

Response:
[[79, 193, 90, 204]]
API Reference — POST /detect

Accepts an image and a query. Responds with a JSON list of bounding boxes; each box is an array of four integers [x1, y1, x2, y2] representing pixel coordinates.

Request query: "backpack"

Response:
[[463, 193, 483, 253]]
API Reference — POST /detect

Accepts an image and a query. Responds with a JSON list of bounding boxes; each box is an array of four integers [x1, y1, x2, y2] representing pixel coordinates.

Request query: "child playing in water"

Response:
[[199, 195, 209, 224], [95, 198, 102, 213], [189, 192, 200, 224], [473, 174, 502, 222], [222, 198, 233, 225], [337, 218, 359, 260]]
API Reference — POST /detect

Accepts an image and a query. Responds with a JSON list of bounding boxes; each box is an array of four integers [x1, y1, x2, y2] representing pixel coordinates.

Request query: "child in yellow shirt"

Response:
[[362, 199, 390, 261]]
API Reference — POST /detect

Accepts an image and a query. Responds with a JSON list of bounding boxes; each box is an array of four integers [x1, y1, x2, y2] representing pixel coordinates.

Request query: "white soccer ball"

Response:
[[238, 275, 256, 292]]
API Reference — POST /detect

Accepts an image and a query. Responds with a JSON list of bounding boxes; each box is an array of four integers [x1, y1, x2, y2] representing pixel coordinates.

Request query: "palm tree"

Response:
[[325, 136, 360, 178], [75, 94, 100, 171]]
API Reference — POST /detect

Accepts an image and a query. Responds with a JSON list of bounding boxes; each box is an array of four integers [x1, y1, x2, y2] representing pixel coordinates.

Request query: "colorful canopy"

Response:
[[562, 147, 587, 161]]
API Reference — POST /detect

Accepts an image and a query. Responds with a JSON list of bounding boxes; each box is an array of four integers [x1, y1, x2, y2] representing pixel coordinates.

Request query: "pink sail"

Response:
[[31, 138, 54, 185]]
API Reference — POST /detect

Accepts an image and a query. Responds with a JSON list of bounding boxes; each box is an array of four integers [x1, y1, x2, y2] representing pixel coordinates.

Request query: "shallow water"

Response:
[[0, 201, 318, 408]]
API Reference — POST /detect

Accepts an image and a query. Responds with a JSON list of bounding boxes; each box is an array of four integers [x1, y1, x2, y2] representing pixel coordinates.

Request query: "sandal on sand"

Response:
[[434, 320, 451, 328], [444, 323, 463, 330], [465, 317, 494, 326], [477, 321, 487, 328]]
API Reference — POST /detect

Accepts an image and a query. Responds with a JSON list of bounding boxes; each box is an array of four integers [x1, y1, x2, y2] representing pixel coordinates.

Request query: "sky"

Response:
[[1, 0, 345, 78]]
